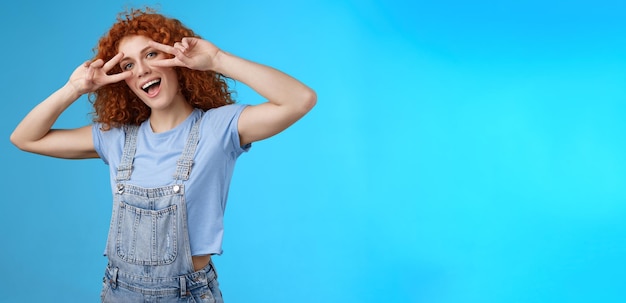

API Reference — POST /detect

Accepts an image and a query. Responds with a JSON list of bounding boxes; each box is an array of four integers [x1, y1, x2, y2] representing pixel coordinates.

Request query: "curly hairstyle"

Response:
[[90, 8, 235, 130]]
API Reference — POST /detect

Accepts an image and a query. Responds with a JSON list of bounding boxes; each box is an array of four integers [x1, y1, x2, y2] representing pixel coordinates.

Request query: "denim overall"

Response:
[[100, 118, 223, 303]]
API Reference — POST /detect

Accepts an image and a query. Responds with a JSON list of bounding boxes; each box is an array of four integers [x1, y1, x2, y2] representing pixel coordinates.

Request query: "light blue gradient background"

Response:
[[1, 1, 626, 302]]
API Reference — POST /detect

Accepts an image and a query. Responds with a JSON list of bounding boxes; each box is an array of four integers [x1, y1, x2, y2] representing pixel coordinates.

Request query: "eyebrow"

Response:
[[120, 46, 153, 62]]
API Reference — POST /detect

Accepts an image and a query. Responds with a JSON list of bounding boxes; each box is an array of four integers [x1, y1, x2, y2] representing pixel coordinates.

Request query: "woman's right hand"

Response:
[[67, 52, 132, 96], [10, 53, 132, 158]]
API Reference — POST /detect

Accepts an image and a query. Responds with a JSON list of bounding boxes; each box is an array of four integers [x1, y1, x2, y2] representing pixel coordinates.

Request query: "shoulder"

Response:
[[205, 103, 248, 117], [92, 123, 126, 140], [200, 104, 248, 128], [92, 123, 127, 164]]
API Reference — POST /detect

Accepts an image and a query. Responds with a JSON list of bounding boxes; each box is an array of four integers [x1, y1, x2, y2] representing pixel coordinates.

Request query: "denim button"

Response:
[[173, 185, 180, 193], [116, 184, 125, 194]]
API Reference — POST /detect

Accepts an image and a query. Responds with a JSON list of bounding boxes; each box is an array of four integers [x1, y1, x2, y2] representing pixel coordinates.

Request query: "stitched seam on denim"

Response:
[[115, 125, 139, 182], [173, 115, 202, 181]]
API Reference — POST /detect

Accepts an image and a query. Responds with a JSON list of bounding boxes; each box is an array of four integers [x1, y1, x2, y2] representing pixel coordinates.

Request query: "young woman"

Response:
[[10, 8, 316, 303]]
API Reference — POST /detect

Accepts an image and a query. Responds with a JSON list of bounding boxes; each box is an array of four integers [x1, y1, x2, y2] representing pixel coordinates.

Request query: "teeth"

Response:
[[142, 79, 160, 90]]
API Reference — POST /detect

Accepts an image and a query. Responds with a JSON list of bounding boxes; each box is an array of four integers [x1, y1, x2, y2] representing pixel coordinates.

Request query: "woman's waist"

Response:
[[192, 254, 211, 271], [106, 255, 215, 286]]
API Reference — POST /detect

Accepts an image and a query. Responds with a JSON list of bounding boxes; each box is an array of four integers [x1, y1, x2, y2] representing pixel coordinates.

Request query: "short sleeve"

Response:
[[204, 104, 251, 157], [92, 123, 125, 165]]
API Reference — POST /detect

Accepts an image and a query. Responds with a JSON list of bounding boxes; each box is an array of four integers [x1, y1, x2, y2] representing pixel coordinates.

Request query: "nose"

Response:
[[136, 61, 151, 77]]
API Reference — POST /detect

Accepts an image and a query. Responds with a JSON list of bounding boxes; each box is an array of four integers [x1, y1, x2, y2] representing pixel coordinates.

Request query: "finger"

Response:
[[89, 59, 105, 68], [149, 57, 182, 68], [102, 52, 124, 72], [148, 40, 176, 55], [106, 70, 133, 83], [174, 42, 188, 55], [86, 59, 105, 82], [86, 65, 96, 81], [181, 37, 196, 49], [180, 39, 189, 50]]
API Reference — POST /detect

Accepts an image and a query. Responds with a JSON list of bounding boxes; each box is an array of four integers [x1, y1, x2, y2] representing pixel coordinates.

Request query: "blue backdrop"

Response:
[[1, 0, 625, 302]]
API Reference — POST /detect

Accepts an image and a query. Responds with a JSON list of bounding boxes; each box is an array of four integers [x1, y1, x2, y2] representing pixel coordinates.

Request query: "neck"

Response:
[[148, 100, 194, 133]]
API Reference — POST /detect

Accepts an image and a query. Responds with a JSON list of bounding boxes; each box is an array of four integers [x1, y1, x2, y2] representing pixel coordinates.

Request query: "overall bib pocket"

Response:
[[115, 201, 178, 265]]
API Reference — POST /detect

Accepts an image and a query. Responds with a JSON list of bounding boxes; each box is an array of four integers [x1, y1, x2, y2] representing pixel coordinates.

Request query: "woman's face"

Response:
[[117, 35, 184, 111]]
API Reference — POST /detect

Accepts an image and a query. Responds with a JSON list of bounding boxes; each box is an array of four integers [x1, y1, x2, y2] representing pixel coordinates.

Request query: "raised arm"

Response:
[[214, 51, 317, 146], [149, 38, 317, 146], [10, 53, 132, 159]]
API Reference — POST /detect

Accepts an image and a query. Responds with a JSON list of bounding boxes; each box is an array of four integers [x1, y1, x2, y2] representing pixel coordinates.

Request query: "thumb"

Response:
[[181, 37, 197, 49]]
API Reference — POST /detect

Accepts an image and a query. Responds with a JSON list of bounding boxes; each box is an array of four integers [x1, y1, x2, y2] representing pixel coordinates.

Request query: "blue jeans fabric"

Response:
[[101, 118, 223, 302], [101, 260, 223, 303]]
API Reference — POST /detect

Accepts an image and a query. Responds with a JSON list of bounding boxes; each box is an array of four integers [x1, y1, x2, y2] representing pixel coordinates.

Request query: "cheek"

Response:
[[123, 79, 142, 99], [124, 78, 135, 88], [166, 72, 180, 91]]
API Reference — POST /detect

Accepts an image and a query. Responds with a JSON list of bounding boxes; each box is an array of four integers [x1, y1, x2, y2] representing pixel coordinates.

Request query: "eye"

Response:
[[146, 51, 158, 59], [121, 62, 133, 71]]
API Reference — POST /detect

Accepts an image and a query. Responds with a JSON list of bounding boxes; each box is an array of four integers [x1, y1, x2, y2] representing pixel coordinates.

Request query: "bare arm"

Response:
[[10, 53, 131, 159], [213, 51, 317, 146], [10, 84, 97, 158], [149, 38, 317, 146]]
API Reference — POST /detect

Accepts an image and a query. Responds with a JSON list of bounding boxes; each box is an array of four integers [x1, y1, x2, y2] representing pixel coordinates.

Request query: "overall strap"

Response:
[[115, 125, 140, 182], [173, 115, 203, 181]]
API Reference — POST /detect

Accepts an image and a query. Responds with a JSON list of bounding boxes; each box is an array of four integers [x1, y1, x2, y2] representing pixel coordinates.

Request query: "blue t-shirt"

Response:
[[92, 104, 250, 256]]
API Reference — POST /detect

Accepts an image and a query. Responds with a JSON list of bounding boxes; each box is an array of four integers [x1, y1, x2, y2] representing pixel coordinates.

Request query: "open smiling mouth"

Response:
[[142, 79, 161, 96]]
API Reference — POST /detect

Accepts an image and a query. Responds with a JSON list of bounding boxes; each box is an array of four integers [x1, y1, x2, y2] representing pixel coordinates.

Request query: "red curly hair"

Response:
[[90, 8, 234, 130]]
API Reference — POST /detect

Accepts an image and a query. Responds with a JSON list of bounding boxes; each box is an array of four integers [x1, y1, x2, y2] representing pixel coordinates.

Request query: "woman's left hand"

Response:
[[148, 37, 220, 72]]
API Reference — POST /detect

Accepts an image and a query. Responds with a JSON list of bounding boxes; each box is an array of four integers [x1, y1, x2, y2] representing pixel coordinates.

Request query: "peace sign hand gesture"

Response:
[[148, 37, 221, 72], [67, 52, 132, 96]]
